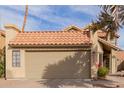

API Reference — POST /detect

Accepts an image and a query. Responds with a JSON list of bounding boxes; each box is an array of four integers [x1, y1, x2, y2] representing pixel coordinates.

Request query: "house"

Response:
[[5, 24, 123, 80], [0, 30, 5, 62]]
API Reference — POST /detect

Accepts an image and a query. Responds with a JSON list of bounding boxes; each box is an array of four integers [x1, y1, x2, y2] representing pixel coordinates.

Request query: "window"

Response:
[[92, 51, 97, 63], [110, 38, 116, 45], [12, 50, 20, 67], [99, 53, 103, 66]]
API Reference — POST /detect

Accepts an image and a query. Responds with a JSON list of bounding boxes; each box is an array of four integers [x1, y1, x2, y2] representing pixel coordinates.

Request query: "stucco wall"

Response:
[[6, 47, 91, 79], [91, 31, 103, 78], [5, 25, 26, 79], [110, 49, 118, 74], [6, 49, 26, 79]]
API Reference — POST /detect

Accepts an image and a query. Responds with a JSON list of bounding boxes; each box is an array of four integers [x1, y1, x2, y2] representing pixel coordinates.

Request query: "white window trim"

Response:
[[12, 50, 21, 67]]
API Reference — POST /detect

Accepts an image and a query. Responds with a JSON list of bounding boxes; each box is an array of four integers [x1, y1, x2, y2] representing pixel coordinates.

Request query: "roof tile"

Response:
[[116, 51, 124, 60], [9, 30, 91, 46]]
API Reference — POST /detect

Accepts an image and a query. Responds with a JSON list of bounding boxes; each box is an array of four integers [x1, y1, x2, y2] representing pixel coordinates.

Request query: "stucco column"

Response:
[[90, 31, 98, 78], [91, 48, 98, 78], [110, 49, 116, 74]]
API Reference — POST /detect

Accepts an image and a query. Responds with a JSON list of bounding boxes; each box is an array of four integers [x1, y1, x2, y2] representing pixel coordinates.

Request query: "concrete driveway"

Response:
[[0, 79, 43, 88], [0, 75, 124, 88]]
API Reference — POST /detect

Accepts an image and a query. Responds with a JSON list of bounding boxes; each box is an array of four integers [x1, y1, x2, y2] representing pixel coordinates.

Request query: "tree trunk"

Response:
[[22, 5, 28, 32]]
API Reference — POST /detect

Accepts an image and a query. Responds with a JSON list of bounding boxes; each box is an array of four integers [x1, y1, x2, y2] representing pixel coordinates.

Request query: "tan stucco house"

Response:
[[4, 24, 124, 80]]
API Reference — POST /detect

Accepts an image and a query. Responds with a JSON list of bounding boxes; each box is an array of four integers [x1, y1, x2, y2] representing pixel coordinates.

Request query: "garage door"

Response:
[[25, 50, 91, 79]]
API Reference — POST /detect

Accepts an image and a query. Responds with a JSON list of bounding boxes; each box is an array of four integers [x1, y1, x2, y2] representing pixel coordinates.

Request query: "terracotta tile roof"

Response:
[[115, 51, 124, 60], [97, 30, 120, 38], [9, 30, 91, 46]]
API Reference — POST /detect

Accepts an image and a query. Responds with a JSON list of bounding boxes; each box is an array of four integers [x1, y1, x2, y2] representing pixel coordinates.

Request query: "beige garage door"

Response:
[[25, 50, 91, 79]]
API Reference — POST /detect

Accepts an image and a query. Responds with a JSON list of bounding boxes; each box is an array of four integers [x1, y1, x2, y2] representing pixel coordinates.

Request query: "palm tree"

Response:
[[98, 6, 124, 40], [22, 5, 28, 32], [98, 9, 121, 32], [101, 5, 124, 31], [103, 5, 124, 25], [86, 5, 124, 40]]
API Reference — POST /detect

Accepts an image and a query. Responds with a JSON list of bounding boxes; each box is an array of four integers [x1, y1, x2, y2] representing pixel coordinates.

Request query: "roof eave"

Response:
[[8, 43, 92, 48], [98, 38, 121, 50]]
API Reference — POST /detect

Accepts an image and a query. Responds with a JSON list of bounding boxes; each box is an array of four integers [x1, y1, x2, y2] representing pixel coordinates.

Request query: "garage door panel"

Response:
[[25, 51, 90, 79]]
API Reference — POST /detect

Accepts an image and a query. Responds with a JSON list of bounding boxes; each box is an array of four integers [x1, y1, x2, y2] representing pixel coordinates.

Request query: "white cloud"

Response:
[[0, 6, 42, 31], [0, 5, 88, 30], [27, 6, 86, 27], [0, 8, 22, 29], [69, 5, 100, 17]]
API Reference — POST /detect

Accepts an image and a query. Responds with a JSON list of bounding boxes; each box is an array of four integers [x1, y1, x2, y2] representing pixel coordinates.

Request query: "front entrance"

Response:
[[103, 53, 110, 69], [99, 41, 111, 70], [98, 39, 119, 74]]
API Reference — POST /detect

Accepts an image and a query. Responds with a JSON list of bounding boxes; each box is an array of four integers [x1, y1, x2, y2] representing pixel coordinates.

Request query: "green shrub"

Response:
[[0, 62, 4, 78], [97, 67, 109, 77]]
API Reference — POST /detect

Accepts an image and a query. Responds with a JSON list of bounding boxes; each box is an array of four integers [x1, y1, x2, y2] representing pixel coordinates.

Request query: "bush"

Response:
[[0, 62, 4, 78], [97, 67, 109, 78]]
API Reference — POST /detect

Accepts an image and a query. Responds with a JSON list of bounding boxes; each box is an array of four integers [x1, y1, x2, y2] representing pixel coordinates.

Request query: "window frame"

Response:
[[12, 50, 21, 67]]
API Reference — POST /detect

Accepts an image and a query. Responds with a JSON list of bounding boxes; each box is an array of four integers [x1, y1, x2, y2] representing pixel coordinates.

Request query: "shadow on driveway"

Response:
[[38, 78, 118, 88]]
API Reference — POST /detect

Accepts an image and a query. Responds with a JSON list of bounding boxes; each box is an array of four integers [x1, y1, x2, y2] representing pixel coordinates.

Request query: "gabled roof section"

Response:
[[9, 26, 91, 47], [64, 25, 82, 32]]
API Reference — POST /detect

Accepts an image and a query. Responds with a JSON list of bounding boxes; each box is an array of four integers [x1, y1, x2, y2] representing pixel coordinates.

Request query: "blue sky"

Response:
[[0, 5, 124, 49]]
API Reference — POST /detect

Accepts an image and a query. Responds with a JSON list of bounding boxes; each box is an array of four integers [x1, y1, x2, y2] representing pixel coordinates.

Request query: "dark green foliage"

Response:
[[0, 62, 4, 78], [97, 67, 109, 77], [0, 47, 5, 78]]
